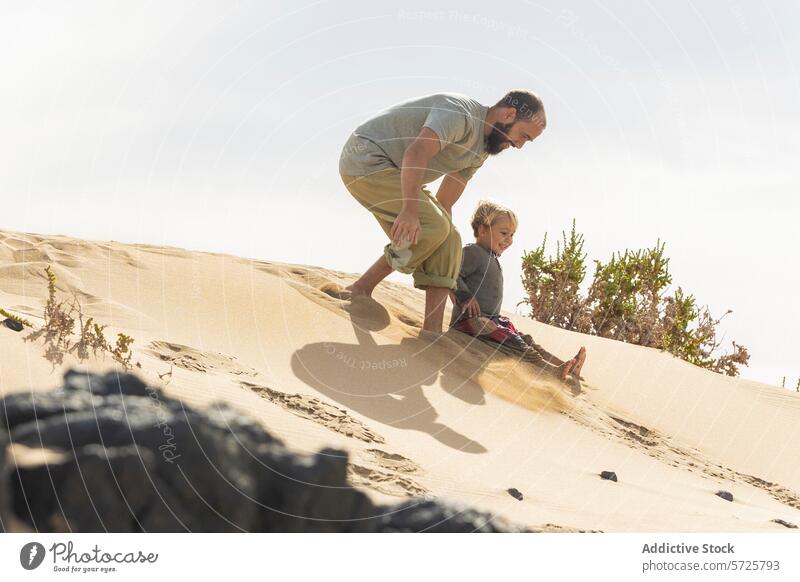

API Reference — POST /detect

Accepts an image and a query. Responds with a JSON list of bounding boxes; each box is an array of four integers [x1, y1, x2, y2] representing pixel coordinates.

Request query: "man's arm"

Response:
[[436, 171, 467, 216], [392, 127, 441, 245], [400, 127, 441, 209]]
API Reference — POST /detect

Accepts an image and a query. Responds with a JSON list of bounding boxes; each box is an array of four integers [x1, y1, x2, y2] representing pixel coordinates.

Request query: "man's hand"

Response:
[[461, 297, 481, 318], [391, 208, 421, 245]]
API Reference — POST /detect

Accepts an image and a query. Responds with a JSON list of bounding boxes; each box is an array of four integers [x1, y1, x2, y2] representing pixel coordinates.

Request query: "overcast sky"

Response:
[[2, 0, 798, 386]]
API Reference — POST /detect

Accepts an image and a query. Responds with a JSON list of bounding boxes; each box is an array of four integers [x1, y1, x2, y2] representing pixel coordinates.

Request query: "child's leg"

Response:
[[492, 317, 538, 352], [490, 318, 579, 380], [453, 316, 501, 337], [572, 347, 587, 377], [521, 338, 586, 379], [497, 319, 564, 365], [512, 323, 586, 375], [521, 334, 565, 366], [515, 344, 577, 380], [454, 316, 584, 382]]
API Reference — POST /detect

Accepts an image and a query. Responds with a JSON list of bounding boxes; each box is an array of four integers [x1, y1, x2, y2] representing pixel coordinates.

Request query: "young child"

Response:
[[449, 200, 586, 383]]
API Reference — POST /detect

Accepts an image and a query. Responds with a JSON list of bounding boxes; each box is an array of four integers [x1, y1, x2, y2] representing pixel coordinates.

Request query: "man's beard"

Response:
[[485, 121, 515, 155]]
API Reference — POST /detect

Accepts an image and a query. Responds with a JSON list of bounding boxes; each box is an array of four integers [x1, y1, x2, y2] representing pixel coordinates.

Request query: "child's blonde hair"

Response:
[[470, 199, 518, 237]]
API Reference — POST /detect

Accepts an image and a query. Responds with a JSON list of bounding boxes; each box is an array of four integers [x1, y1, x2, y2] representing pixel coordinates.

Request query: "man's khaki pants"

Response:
[[340, 168, 462, 290]]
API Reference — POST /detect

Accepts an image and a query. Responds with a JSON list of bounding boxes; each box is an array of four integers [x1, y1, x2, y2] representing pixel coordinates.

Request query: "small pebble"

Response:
[[2, 318, 24, 332], [715, 490, 734, 502], [507, 488, 523, 501]]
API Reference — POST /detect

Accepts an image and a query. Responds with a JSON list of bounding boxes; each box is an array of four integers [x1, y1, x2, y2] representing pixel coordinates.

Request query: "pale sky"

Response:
[[2, 0, 798, 386]]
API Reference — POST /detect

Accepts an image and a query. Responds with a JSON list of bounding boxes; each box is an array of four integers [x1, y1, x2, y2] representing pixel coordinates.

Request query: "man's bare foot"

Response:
[[344, 283, 372, 299], [571, 346, 587, 378], [559, 357, 577, 381]]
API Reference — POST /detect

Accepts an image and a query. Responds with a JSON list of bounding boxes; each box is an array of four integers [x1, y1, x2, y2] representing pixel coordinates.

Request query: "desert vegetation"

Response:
[[16, 265, 141, 370], [520, 221, 750, 376]]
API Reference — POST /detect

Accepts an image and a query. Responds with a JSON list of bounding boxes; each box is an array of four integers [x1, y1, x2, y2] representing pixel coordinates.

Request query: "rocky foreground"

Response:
[[0, 370, 525, 532]]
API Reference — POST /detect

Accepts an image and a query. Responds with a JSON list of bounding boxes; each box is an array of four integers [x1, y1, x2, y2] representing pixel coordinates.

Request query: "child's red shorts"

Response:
[[453, 314, 527, 348]]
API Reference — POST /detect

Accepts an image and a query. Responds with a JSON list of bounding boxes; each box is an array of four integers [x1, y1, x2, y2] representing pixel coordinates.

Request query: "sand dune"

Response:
[[1, 228, 799, 531]]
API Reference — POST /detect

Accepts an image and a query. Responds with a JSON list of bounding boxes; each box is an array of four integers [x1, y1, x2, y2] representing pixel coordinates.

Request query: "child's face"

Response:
[[477, 215, 516, 256]]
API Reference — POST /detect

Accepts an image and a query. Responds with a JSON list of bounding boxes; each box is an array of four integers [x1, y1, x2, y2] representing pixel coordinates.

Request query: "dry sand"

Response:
[[2, 229, 799, 532]]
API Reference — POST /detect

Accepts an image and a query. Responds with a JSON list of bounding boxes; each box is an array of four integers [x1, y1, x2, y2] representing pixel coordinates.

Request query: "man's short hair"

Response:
[[495, 90, 545, 125]]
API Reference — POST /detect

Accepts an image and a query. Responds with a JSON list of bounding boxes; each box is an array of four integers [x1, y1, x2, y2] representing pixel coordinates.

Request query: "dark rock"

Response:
[[716, 490, 734, 502], [2, 318, 24, 332], [771, 518, 797, 529], [257, 447, 377, 532], [0, 426, 9, 532], [375, 500, 529, 532], [64, 369, 150, 397], [3, 370, 526, 533], [13, 445, 168, 532], [1, 390, 102, 430], [507, 488, 523, 501], [600, 471, 618, 482]]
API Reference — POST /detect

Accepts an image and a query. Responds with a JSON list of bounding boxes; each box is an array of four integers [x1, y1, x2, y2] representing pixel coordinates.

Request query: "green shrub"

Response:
[[520, 220, 588, 331], [520, 222, 750, 376]]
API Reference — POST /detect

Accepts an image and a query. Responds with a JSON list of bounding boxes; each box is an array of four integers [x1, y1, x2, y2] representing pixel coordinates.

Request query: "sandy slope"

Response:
[[1, 229, 799, 532]]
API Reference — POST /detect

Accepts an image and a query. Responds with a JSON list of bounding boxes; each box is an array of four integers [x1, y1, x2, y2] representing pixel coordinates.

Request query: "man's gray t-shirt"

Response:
[[339, 93, 489, 184], [450, 243, 504, 327]]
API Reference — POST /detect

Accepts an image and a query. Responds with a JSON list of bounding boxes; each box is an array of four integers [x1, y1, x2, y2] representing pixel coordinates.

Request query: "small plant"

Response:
[[72, 314, 109, 360], [111, 332, 135, 368], [41, 266, 77, 355], [25, 265, 141, 370]]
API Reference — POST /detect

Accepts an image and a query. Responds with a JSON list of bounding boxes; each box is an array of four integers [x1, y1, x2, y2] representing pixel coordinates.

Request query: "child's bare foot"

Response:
[[559, 356, 577, 381], [571, 347, 587, 378]]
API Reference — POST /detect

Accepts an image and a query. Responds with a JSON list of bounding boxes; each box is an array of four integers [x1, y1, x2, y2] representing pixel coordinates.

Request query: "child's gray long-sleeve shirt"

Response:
[[449, 243, 503, 327]]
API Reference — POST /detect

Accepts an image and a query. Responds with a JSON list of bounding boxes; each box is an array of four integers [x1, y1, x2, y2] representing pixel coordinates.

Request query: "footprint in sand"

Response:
[[395, 313, 421, 328], [361, 448, 422, 474], [278, 267, 351, 301], [609, 415, 661, 448], [567, 404, 800, 511], [347, 463, 429, 498], [347, 448, 426, 498], [146, 341, 259, 377], [240, 380, 385, 444], [319, 282, 352, 300], [318, 282, 421, 330], [741, 475, 800, 510], [307, 282, 392, 331], [276, 267, 428, 335]]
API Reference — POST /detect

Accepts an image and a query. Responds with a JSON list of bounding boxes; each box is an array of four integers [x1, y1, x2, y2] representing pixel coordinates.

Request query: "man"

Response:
[[339, 90, 546, 335]]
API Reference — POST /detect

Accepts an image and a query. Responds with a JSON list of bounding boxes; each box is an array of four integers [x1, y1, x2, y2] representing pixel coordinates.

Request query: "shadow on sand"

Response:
[[290, 297, 488, 454]]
